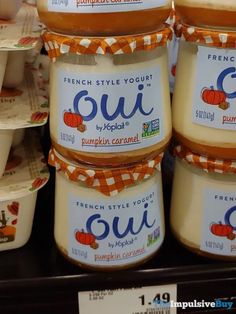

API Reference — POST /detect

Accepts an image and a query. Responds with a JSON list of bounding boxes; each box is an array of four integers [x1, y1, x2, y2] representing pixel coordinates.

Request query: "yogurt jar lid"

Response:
[[42, 27, 173, 61], [175, 22, 236, 49], [48, 147, 163, 196], [0, 66, 49, 130], [174, 145, 236, 174]]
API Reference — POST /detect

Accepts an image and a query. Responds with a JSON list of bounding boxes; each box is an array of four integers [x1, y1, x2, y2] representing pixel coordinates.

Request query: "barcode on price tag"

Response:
[[78, 285, 177, 314]]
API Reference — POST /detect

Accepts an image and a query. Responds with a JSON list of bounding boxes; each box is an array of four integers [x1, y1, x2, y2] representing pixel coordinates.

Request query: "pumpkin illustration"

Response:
[[0, 225, 16, 237], [15, 36, 38, 48], [75, 229, 96, 246], [219, 101, 230, 110], [90, 242, 99, 250], [77, 124, 87, 133], [63, 110, 83, 128], [12, 219, 17, 226], [31, 112, 48, 123], [201, 87, 226, 105], [7, 202, 19, 216], [210, 222, 233, 237], [227, 232, 236, 241]]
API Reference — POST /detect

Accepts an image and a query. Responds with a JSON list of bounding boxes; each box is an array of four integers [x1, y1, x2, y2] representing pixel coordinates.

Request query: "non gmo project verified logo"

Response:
[[142, 119, 160, 138]]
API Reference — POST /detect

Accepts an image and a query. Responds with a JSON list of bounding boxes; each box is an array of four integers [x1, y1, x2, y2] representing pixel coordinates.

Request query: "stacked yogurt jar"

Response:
[[0, 1, 50, 251], [171, 0, 236, 260], [38, 0, 174, 270]]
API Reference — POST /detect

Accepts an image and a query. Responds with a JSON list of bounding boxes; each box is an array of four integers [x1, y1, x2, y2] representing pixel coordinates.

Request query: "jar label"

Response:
[[201, 189, 236, 256], [192, 46, 236, 130], [47, 0, 169, 13], [68, 187, 164, 266], [57, 64, 165, 153]]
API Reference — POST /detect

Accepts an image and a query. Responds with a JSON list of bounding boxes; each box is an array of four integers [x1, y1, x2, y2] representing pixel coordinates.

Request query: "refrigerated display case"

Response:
[[0, 129, 235, 314]]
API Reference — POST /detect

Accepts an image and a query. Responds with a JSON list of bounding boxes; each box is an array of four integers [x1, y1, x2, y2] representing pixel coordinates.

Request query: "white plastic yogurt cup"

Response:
[[0, 193, 37, 250], [0, 130, 49, 251]]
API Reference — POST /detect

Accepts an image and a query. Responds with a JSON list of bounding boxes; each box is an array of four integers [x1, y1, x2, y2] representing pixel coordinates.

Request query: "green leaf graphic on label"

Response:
[[40, 102, 49, 108]]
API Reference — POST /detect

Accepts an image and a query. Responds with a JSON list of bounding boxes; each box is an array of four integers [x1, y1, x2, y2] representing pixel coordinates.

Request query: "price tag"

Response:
[[78, 284, 177, 314]]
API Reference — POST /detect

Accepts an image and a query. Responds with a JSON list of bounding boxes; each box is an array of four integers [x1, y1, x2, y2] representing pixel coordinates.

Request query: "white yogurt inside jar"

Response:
[[49, 148, 165, 270], [0, 131, 49, 252], [43, 29, 172, 166], [171, 145, 236, 261]]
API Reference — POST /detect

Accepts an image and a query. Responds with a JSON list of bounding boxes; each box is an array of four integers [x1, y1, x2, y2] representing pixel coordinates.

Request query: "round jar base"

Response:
[[175, 5, 236, 30], [51, 135, 171, 167], [173, 130, 236, 160], [56, 242, 163, 272], [38, 8, 170, 36], [171, 228, 236, 262]]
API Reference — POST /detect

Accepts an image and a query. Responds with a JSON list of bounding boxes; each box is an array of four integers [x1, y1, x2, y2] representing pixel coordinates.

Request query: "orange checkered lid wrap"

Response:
[[174, 145, 236, 174], [41, 28, 173, 61], [175, 22, 236, 49], [48, 147, 163, 196]]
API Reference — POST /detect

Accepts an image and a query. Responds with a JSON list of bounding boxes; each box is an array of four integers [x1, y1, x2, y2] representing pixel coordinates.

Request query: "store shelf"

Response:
[[0, 131, 236, 314]]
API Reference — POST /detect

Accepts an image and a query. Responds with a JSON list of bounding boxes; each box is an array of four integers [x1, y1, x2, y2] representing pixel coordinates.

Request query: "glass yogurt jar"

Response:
[[49, 147, 165, 271], [172, 24, 236, 160], [175, 0, 236, 30], [171, 145, 236, 261], [37, 0, 171, 36], [42, 29, 172, 167]]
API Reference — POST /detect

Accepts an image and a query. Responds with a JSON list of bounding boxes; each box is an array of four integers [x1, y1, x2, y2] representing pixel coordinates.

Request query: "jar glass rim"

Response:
[[175, 22, 236, 49]]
